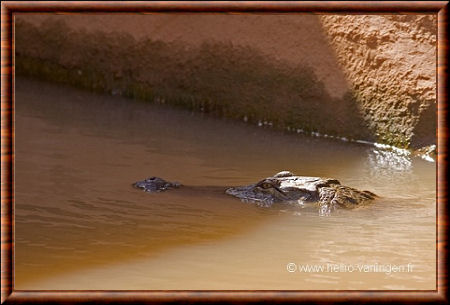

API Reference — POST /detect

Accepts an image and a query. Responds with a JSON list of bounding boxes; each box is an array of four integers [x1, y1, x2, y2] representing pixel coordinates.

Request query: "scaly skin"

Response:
[[133, 171, 377, 211]]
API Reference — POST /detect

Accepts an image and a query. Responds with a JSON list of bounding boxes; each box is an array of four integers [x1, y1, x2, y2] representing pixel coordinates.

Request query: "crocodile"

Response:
[[133, 171, 377, 213]]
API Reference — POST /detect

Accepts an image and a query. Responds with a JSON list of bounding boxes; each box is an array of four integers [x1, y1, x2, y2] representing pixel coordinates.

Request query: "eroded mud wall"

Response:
[[320, 15, 436, 148], [15, 14, 436, 148]]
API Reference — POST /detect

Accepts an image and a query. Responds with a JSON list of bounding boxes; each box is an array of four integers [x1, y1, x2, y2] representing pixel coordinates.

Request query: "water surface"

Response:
[[15, 78, 435, 290]]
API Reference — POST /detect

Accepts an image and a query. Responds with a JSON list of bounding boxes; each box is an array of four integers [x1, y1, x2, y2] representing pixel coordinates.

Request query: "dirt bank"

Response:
[[320, 15, 436, 148], [15, 14, 436, 148]]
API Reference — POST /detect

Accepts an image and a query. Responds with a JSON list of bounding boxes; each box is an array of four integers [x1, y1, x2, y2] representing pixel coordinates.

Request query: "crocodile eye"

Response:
[[260, 182, 273, 189]]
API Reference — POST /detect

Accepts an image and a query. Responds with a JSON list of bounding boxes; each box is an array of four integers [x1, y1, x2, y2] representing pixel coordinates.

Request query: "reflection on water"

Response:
[[368, 148, 412, 173], [15, 78, 435, 290]]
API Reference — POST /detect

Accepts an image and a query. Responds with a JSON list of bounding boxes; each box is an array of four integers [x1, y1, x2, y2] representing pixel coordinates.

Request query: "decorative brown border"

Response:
[[1, 1, 448, 304]]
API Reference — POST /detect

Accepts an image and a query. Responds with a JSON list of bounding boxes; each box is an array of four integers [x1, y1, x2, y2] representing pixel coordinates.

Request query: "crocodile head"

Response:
[[134, 171, 377, 210], [225, 171, 342, 207]]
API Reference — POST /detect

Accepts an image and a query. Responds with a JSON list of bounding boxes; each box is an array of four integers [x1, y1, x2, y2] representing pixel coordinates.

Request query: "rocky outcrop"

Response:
[[14, 14, 436, 148], [319, 15, 436, 148]]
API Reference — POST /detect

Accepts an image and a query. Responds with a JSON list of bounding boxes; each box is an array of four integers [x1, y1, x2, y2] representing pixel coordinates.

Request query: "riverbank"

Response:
[[15, 14, 436, 149]]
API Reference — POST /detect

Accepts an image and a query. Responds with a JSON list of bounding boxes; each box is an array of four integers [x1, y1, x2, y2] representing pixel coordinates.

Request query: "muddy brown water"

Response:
[[15, 78, 435, 290]]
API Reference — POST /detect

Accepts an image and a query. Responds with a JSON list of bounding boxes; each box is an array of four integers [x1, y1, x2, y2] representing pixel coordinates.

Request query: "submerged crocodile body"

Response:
[[133, 171, 377, 212]]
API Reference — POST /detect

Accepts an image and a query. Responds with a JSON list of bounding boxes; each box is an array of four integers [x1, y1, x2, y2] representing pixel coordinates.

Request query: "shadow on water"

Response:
[[15, 18, 373, 141]]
